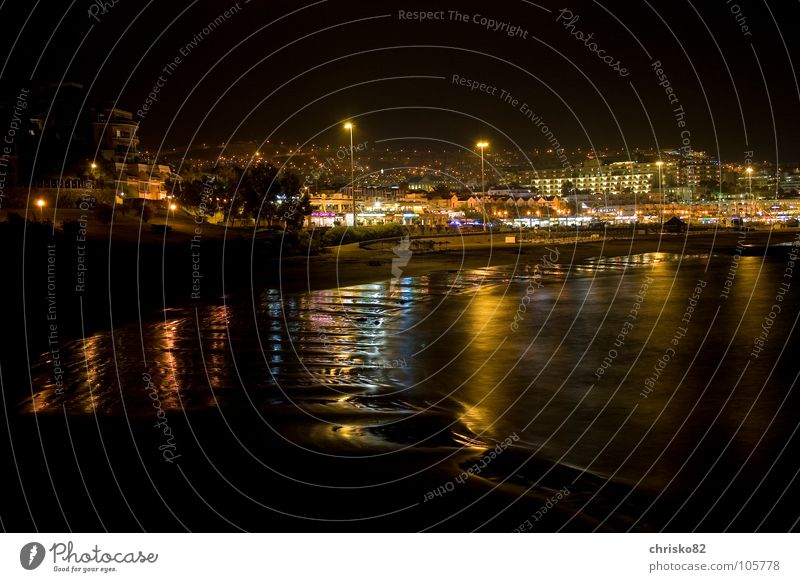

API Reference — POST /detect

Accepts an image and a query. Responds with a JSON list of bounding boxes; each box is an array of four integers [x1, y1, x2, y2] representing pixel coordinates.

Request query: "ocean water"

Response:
[[16, 251, 800, 531]]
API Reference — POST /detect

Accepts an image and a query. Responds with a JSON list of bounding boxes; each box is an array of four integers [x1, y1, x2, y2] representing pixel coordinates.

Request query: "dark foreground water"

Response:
[[6, 251, 800, 531]]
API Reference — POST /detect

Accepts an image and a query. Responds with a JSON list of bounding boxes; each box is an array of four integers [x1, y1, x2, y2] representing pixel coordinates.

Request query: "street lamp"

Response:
[[656, 160, 664, 225], [169, 203, 177, 211], [746, 166, 754, 217], [36, 198, 45, 221], [345, 122, 356, 226], [477, 141, 488, 231]]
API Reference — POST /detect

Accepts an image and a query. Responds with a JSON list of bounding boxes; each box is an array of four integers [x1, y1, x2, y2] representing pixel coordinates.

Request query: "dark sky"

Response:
[[2, 0, 798, 162]]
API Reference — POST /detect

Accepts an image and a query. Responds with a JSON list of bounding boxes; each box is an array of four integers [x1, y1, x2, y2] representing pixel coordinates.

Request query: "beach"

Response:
[[3, 216, 799, 532]]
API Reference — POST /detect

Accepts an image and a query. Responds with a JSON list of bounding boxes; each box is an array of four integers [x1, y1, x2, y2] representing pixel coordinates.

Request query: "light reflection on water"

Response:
[[24, 253, 797, 491]]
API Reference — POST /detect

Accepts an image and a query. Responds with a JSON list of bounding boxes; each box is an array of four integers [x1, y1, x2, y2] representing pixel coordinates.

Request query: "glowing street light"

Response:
[[477, 141, 489, 231], [169, 203, 177, 211], [344, 122, 356, 226], [36, 198, 45, 221], [90, 162, 97, 170], [746, 166, 754, 216]]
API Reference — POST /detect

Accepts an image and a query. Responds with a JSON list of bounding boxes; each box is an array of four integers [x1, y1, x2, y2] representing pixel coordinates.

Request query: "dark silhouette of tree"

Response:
[[276, 170, 308, 229], [243, 163, 280, 228]]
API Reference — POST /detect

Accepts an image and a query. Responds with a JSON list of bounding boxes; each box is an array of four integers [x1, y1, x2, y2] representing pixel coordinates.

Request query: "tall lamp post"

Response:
[[746, 166, 753, 220], [36, 198, 45, 222], [345, 122, 356, 227], [656, 160, 664, 225], [477, 141, 488, 232]]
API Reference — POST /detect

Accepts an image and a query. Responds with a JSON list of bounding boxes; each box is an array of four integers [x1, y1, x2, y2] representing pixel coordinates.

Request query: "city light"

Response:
[[477, 141, 489, 231], [3, 1, 799, 553], [656, 160, 664, 224], [345, 121, 356, 225]]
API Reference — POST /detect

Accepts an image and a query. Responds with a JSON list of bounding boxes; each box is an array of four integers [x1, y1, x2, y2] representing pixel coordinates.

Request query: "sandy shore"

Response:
[[273, 229, 798, 293]]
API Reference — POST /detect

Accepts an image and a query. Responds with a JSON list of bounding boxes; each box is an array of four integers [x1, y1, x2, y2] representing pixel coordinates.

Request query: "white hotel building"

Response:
[[523, 162, 661, 198]]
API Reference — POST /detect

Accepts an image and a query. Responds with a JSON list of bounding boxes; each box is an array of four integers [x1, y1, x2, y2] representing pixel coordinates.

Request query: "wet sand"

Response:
[[4, 221, 799, 532], [275, 229, 798, 293]]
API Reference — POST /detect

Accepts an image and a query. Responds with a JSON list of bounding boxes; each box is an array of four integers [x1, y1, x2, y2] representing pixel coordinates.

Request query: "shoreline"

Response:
[[272, 230, 798, 293], [5, 224, 799, 533], [4, 214, 796, 361]]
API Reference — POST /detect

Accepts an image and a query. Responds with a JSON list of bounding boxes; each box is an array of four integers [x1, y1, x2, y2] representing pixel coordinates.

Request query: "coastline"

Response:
[[4, 212, 796, 369], [273, 229, 798, 294], [5, 222, 799, 532]]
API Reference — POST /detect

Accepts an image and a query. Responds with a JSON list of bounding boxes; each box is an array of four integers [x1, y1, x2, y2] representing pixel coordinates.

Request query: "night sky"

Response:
[[1, 0, 798, 161]]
